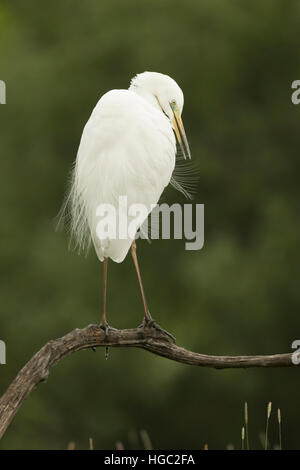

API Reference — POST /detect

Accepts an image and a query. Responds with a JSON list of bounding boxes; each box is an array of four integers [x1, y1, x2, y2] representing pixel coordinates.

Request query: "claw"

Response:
[[99, 324, 117, 360], [99, 323, 117, 337], [140, 318, 176, 344]]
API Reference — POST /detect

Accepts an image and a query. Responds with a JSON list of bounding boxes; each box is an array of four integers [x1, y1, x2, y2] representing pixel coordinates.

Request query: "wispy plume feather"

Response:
[[170, 148, 200, 199]]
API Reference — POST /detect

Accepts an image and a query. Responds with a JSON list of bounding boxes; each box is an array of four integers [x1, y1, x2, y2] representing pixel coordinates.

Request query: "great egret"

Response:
[[60, 71, 191, 334]]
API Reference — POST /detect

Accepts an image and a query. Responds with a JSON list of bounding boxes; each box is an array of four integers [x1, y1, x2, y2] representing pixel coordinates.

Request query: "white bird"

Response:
[[60, 71, 191, 333]]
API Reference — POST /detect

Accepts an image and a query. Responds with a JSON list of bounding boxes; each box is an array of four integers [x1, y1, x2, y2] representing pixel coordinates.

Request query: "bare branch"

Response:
[[0, 324, 296, 440]]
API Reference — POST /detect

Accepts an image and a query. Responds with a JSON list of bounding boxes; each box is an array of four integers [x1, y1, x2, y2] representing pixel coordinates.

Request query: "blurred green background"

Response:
[[0, 0, 300, 450]]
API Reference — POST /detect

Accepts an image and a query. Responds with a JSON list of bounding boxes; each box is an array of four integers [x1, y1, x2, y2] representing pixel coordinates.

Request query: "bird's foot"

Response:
[[138, 318, 176, 344], [99, 323, 118, 360], [99, 323, 117, 337]]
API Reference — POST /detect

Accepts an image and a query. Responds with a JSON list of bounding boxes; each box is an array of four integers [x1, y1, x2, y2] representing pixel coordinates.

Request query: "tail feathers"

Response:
[[55, 167, 92, 255]]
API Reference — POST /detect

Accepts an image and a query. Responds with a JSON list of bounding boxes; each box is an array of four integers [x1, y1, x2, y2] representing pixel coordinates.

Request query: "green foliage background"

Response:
[[0, 0, 300, 449]]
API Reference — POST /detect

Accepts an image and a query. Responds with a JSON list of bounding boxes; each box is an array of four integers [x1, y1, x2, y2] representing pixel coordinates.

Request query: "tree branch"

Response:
[[0, 324, 297, 440]]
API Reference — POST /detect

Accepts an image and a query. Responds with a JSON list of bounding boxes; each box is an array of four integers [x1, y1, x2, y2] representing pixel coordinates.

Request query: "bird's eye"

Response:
[[170, 100, 176, 110]]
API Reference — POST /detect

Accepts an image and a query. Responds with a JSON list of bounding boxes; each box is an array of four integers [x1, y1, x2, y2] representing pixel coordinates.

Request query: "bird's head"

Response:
[[129, 71, 191, 159]]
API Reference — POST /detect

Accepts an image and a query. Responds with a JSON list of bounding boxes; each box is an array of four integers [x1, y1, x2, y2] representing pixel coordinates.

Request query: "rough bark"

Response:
[[0, 324, 297, 440]]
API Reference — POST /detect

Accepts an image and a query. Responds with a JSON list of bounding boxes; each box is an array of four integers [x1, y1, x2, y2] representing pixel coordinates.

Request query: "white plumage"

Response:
[[62, 71, 191, 263]]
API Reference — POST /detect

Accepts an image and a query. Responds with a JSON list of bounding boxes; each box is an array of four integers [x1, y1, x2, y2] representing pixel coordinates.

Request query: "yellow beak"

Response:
[[172, 107, 191, 160]]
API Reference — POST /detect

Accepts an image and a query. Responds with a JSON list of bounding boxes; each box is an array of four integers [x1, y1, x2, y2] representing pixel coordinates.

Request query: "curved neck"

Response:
[[130, 86, 162, 113]]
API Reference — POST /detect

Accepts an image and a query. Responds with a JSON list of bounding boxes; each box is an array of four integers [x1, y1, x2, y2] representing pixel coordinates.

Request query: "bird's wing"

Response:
[[61, 89, 176, 260]]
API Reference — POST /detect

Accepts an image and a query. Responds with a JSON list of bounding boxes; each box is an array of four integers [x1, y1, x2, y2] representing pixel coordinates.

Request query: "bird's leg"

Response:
[[131, 240, 152, 323], [100, 257, 109, 334], [131, 240, 176, 343], [99, 258, 117, 344]]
